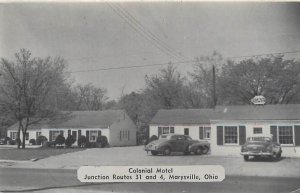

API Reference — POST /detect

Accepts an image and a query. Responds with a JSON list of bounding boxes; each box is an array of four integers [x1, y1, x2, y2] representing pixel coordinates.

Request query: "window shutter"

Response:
[[158, 127, 162, 137], [170, 127, 174, 133], [239, 126, 246, 145], [78, 130, 81, 137], [60, 130, 64, 136], [49, 131, 53, 142], [128, 131, 130, 140], [98, 130, 102, 137], [199, 127, 204, 139], [217, 126, 223, 145], [295, 125, 300, 146], [270, 126, 278, 143], [86, 131, 90, 142]]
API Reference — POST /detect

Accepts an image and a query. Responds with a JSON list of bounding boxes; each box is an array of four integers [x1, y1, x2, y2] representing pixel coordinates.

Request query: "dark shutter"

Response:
[[217, 126, 223, 145], [128, 131, 130, 140], [86, 131, 90, 142], [49, 131, 53, 141], [239, 126, 246, 145], [60, 130, 63, 136], [78, 130, 81, 137], [158, 127, 162, 137], [199, 127, 204, 139], [170, 127, 174, 133], [98, 130, 102, 137], [295, 125, 300, 146], [68, 130, 71, 136], [270, 126, 278, 143]]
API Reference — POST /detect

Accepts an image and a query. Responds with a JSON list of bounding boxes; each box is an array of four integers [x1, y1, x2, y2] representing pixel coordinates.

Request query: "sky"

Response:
[[1, 2, 300, 100]]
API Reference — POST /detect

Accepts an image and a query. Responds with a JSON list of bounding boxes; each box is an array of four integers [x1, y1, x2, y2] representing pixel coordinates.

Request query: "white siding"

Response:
[[210, 120, 300, 157], [149, 124, 211, 141]]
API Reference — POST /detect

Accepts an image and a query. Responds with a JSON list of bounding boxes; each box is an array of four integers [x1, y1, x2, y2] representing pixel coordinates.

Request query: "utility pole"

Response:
[[212, 65, 216, 109]]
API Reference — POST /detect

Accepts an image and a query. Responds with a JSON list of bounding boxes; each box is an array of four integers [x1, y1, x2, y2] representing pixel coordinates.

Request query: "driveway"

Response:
[[6, 146, 300, 178]]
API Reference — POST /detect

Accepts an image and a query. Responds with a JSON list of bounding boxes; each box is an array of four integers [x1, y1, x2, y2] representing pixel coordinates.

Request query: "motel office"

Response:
[[149, 104, 300, 157]]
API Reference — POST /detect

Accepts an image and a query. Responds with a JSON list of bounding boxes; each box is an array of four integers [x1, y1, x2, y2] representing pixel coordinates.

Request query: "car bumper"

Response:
[[241, 152, 273, 156]]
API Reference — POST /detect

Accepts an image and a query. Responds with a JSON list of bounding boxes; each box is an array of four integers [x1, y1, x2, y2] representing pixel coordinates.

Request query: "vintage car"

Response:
[[241, 135, 282, 161], [145, 134, 210, 156]]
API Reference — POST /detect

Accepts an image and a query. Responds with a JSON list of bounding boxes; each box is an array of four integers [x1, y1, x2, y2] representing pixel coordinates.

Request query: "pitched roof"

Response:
[[214, 104, 300, 121], [150, 104, 300, 125], [7, 110, 127, 130], [150, 108, 215, 125]]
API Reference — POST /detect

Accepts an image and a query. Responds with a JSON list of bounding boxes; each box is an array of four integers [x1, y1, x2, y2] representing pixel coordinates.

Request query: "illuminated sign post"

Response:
[[250, 95, 266, 105]]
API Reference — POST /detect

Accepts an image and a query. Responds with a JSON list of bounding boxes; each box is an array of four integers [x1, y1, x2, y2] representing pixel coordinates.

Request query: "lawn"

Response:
[[0, 147, 86, 161]]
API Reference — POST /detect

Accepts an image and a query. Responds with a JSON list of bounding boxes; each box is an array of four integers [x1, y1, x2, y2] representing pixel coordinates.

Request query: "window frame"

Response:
[[51, 131, 61, 142], [278, 126, 294, 145], [253, 127, 263, 134], [223, 126, 239, 145], [203, 127, 211, 139], [160, 126, 175, 134], [89, 131, 98, 142]]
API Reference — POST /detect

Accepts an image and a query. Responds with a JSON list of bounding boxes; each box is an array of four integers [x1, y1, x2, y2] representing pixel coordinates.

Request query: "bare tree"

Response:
[[75, 83, 108, 111], [0, 49, 68, 148]]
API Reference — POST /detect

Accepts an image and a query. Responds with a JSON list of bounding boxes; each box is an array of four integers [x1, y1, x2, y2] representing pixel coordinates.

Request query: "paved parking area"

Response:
[[5, 146, 300, 177]]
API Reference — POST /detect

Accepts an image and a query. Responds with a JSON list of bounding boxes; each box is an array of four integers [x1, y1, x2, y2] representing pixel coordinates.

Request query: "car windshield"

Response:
[[159, 135, 172, 140], [247, 137, 271, 142]]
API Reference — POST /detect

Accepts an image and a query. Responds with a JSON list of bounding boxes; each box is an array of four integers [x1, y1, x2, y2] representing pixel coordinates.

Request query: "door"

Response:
[[72, 131, 77, 140], [184, 128, 189, 136]]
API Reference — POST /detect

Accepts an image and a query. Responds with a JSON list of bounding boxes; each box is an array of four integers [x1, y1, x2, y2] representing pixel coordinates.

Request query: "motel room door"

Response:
[[72, 131, 77, 140]]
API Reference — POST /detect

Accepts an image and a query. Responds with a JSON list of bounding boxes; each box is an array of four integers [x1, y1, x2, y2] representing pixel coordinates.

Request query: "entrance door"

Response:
[[184, 128, 189, 136], [72, 131, 77, 140]]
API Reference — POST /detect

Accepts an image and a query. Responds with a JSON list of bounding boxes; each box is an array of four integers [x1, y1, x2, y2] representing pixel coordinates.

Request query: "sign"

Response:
[[251, 95, 266, 105]]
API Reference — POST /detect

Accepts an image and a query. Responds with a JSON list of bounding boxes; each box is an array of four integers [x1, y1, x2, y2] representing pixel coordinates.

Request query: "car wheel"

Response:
[[269, 154, 275, 161], [151, 151, 158, 156], [163, 147, 171, 156], [194, 147, 203, 155], [244, 155, 249, 161], [202, 146, 209, 154], [276, 152, 281, 159]]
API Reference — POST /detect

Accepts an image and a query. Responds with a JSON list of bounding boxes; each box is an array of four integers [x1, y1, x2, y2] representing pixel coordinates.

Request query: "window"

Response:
[[278, 126, 293, 145], [51, 131, 61, 141], [162, 127, 175, 134], [253, 128, 262, 134], [25, 133, 29, 140], [224, 126, 238, 144], [89, 131, 98, 142], [204, 127, 211, 139], [10, 132, 17, 140]]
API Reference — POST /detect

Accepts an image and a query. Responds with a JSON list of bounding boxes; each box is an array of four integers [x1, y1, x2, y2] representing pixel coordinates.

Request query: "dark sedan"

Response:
[[145, 134, 210, 156]]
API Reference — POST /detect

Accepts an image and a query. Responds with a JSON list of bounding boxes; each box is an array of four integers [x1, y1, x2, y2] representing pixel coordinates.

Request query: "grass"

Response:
[[0, 147, 86, 161]]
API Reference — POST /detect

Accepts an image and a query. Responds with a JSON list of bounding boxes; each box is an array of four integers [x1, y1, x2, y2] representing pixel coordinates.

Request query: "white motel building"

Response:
[[149, 104, 300, 157]]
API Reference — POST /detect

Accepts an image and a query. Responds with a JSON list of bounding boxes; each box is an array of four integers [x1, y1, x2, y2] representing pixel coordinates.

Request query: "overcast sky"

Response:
[[1, 3, 300, 100]]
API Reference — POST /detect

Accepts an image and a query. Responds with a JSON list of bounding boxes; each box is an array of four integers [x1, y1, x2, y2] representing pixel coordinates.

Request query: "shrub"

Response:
[[78, 136, 87, 148], [15, 138, 21, 145], [9, 139, 15, 145], [96, 136, 108, 148], [45, 141, 56, 148], [29, 139, 36, 145], [86, 142, 97, 148], [148, 135, 158, 143], [36, 135, 48, 145], [55, 135, 65, 146], [65, 135, 76, 147]]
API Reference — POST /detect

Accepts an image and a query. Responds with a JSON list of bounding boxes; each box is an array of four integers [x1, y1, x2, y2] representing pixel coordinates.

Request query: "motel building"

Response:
[[7, 110, 137, 147], [149, 104, 300, 157]]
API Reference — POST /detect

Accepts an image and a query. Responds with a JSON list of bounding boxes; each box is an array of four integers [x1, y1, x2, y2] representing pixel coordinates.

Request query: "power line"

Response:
[[107, 3, 184, 61], [114, 3, 186, 60], [67, 50, 300, 74]]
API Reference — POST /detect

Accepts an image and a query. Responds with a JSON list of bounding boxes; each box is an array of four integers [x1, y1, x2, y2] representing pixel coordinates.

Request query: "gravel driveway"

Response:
[[7, 146, 300, 177]]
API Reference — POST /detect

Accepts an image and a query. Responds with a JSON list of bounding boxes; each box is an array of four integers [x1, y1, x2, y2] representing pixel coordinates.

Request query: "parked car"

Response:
[[0, 137, 9, 145], [144, 134, 210, 156], [241, 136, 282, 161]]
